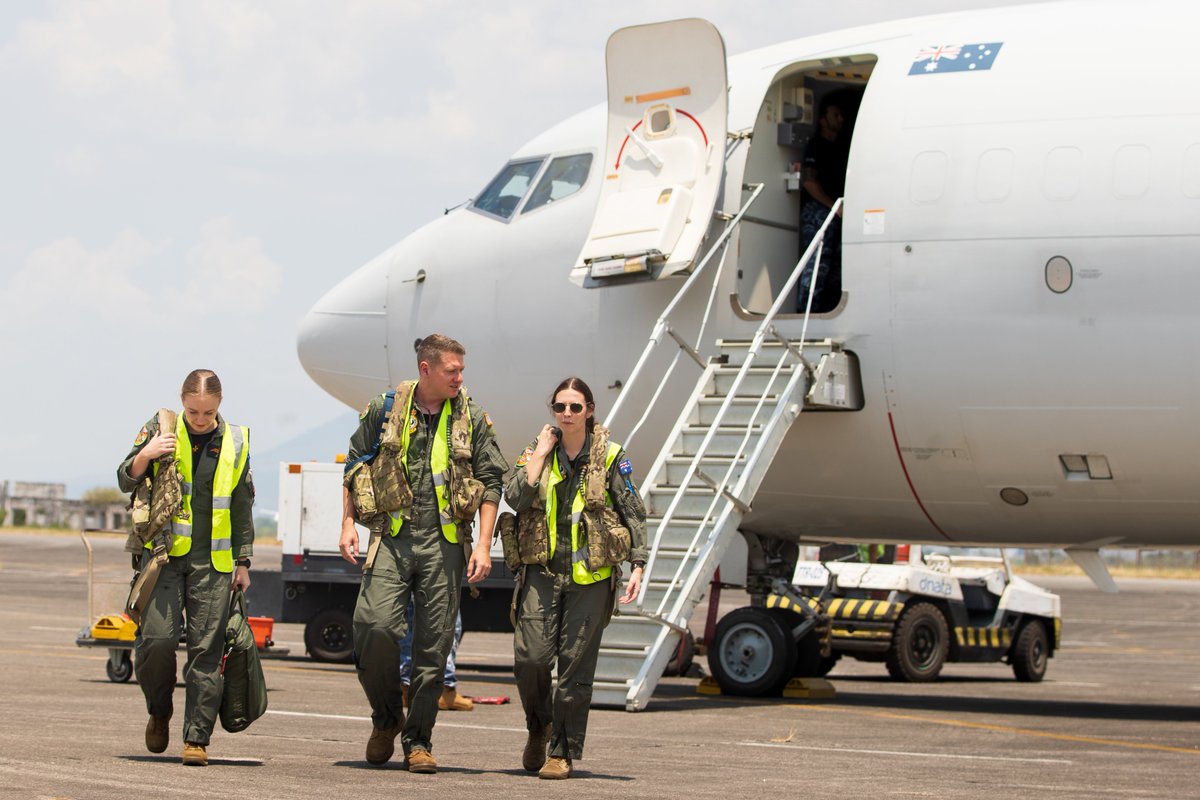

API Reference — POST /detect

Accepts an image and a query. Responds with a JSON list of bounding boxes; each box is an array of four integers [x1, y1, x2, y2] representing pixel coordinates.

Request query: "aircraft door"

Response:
[[571, 18, 728, 287]]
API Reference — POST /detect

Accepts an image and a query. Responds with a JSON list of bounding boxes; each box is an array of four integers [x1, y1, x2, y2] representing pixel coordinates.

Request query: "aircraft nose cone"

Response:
[[297, 249, 393, 408]]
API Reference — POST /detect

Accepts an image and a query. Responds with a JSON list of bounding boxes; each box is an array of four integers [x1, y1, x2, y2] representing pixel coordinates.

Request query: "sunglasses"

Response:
[[551, 402, 586, 414]]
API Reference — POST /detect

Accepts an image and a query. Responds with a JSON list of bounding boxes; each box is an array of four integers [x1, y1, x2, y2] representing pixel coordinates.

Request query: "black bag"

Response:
[[219, 588, 268, 733]]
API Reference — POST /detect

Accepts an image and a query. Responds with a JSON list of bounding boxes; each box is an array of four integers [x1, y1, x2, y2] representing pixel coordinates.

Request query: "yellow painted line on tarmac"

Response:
[[778, 703, 1200, 756], [870, 710, 1200, 755]]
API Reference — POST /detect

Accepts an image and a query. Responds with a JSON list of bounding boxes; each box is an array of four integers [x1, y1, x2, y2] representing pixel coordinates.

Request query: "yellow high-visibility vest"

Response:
[[545, 440, 621, 585], [387, 389, 470, 543], [151, 414, 249, 573]]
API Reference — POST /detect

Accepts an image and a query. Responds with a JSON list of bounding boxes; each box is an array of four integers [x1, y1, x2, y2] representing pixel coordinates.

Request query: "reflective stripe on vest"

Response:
[[387, 386, 469, 544], [153, 415, 249, 572], [545, 440, 622, 585]]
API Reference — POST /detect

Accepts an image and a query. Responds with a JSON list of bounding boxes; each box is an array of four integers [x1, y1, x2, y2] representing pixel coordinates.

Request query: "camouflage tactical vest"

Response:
[[125, 408, 185, 554], [364, 381, 485, 540], [509, 425, 630, 581]]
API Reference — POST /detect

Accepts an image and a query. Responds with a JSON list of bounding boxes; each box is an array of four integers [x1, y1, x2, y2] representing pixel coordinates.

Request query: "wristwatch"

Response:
[[236, 558, 252, 568], [631, 560, 646, 570]]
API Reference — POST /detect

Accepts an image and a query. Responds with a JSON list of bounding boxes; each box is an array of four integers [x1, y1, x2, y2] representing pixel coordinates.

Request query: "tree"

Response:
[[83, 486, 125, 506]]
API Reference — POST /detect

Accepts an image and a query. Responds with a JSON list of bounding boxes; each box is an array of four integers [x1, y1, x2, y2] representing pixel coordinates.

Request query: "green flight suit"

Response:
[[504, 428, 647, 761], [347, 388, 505, 757], [117, 413, 255, 746]]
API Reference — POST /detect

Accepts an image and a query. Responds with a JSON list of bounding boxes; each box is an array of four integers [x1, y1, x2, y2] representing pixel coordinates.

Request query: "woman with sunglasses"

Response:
[[503, 376, 647, 780]]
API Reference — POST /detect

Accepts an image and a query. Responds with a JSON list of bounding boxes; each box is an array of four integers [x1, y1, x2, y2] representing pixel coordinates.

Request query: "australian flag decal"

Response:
[[909, 42, 1002, 75]]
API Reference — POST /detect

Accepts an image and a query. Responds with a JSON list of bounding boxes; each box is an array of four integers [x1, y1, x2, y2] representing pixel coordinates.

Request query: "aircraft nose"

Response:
[[297, 249, 393, 408]]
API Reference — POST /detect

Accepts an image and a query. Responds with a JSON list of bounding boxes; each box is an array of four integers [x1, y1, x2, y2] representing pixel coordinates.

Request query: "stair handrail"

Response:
[[637, 197, 843, 618], [604, 182, 765, 444]]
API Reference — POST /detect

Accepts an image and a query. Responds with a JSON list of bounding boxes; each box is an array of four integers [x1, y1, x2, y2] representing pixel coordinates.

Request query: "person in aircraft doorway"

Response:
[[798, 95, 850, 313], [503, 376, 648, 779]]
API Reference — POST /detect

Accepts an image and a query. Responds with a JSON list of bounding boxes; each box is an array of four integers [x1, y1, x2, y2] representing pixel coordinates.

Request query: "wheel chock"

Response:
[[782, 677, 836, 699], [696, 676, 722, 695]]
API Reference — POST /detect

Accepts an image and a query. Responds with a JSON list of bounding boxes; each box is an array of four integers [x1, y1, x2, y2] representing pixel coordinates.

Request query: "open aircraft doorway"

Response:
[[735, 56, 876, 319]]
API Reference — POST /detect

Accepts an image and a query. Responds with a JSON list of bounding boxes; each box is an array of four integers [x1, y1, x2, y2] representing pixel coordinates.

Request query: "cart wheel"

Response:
[[106, 650, 133, 683]]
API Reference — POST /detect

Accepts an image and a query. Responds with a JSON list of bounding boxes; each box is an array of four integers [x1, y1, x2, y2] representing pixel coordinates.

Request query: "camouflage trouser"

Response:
[[513, 566, 613, 761], [798, 200, 842, 312], [352, 522, 464, 755], [134, 547, 231, 746]]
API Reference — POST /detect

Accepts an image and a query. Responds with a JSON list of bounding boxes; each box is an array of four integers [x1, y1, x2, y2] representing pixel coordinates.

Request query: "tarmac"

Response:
[[2, 529, 1198, 799]]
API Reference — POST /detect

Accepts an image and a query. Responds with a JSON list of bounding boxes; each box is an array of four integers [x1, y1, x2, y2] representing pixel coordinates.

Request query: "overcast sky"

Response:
[[0, 0, 1047, 493]]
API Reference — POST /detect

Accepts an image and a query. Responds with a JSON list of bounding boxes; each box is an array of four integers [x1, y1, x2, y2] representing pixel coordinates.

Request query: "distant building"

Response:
[[0, 480, 128, 530]]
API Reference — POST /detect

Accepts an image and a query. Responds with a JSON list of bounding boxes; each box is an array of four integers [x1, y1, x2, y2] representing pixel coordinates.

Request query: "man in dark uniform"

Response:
[[338, 334, 505, 773], [798, 97, 849, 313]]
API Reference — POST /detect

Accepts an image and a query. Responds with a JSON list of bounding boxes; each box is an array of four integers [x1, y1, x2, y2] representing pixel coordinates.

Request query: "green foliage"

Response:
[[83, 486, 126, 506], [254, 514, 278, 541]]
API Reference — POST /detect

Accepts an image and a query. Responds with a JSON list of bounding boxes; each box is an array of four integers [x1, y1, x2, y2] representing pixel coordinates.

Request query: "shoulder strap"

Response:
[[449, 389, 473, 463], [343, 388, 399, 472], [157, 408, 177, 437], [584, 425, 611, 509]]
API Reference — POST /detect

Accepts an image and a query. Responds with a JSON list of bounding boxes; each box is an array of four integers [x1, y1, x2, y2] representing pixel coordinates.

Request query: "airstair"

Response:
[[589, 187, 850, 710]]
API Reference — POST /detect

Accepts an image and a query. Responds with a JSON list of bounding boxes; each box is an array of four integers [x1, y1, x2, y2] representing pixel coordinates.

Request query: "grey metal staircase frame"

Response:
[[597, 190, 844, 710]]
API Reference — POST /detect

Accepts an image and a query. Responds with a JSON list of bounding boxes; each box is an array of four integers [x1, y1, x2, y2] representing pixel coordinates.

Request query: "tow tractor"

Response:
[[707, 545, 1060, 694]]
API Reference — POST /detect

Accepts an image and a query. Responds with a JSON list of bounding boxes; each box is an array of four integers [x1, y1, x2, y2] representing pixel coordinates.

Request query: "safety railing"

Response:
[[636, 198, 844, 626], [603, 181, 765, 444]]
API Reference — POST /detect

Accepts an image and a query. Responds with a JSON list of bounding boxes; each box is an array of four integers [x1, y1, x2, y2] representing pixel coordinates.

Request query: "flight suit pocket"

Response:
[[371, 445, 413, 513]]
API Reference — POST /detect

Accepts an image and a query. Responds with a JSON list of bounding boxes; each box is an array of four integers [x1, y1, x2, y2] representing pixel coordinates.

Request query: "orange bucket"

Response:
[[247, 616, 274, 649]]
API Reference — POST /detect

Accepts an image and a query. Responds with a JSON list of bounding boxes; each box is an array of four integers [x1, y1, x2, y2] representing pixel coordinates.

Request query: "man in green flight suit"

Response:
[[339, 334, 505, 773]]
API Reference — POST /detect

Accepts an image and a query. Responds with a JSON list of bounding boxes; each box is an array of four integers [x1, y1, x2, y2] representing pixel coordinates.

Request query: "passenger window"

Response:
[[473, 158, 545, 220], [523, 153, 594, 213]]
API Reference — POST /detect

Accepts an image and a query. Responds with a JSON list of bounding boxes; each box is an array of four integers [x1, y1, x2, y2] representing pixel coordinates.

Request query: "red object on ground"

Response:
[[470, 696, 510, 705], [247, 616, 275, 649]]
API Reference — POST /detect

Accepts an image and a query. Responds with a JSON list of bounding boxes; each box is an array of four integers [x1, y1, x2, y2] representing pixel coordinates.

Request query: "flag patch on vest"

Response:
[[134, 426, 149, 446], [515, 446, 534, 467], [618, 458, 633, 476]]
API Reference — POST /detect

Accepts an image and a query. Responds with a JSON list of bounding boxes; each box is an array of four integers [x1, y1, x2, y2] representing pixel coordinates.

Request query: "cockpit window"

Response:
[[523, 153, 593, 213], [473, 158, 544, 220]]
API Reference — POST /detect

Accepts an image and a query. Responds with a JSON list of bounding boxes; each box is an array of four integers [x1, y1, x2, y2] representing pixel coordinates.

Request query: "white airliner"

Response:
[[297, 3, 1200, 706]]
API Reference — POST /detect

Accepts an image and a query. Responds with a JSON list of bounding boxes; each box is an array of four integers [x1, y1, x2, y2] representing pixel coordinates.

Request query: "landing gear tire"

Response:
[[662, 630, 696, 678], [815, 653, 841, 677], [305, 608, 354, 663], [106, 650, 133, 683], [1011, 620, 1049, 682], [885, 602, 948, 682], [767, 609, 829, 678], [707, 607, 796, 696]]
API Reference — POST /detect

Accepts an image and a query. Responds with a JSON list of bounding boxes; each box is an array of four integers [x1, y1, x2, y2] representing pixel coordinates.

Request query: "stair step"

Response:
[[647, 486, 733, 518], [647, 516, 722, 550], [716, 337, 835, 353], [708, 366, 797, 396], [644, 550, 700, 584], [658, 454, 746, 487], [600, 616, 667, 649], [679, 425, 764, 458], [692, 396, 779, 426], [590, 681, 633, 709]]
